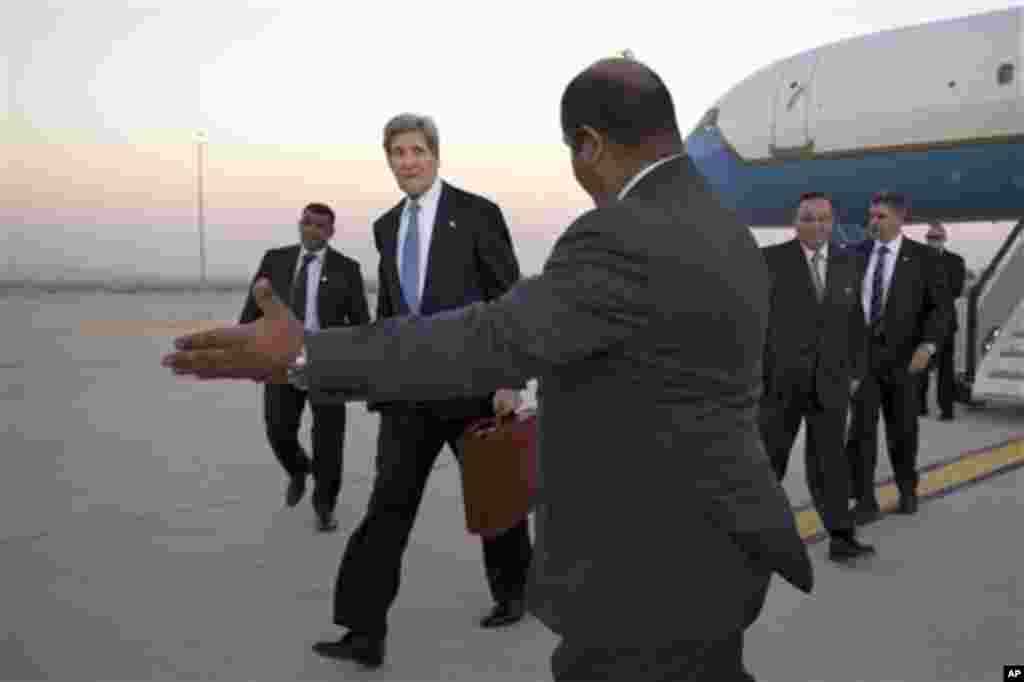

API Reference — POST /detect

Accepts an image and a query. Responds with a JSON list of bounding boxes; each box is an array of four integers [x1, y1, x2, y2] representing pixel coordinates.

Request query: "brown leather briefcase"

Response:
[[457, 408, 538, 538]]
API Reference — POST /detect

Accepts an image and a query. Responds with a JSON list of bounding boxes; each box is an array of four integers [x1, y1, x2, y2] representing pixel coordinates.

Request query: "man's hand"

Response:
[[908, 347, 932, 374], [850, 379, 861, 397], [493, 388, 523, 418], [161, 278, 304, 382]]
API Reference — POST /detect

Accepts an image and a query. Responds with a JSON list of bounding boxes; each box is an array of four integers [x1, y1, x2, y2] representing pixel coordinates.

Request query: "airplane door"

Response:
[[771, 53, 819, 157]]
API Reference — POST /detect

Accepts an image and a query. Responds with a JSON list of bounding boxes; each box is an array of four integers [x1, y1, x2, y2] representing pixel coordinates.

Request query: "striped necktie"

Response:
[[870, 245, 889, 325]]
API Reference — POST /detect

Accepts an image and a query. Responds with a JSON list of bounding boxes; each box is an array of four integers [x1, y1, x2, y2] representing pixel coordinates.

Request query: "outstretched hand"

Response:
[[160, 278, 304, 382]]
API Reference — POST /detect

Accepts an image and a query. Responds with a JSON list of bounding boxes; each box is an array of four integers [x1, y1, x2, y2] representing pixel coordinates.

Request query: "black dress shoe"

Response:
[[285, 472, 307, 508], [312, 632, 385, 668], [828, 534, 876, 562], [897, 493, 919, 514], [480, 600, 525, 628], [939, 412, 954, 421], [316, 510, 338, 533]]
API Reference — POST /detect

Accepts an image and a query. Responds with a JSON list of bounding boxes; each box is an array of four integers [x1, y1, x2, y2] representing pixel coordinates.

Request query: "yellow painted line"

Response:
[[78, 320, 233, 337], [796, 437, 1024, 541]]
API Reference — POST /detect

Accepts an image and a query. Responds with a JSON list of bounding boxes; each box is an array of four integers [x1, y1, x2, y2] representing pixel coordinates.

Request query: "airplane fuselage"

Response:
[[685, 6, 1023, 237]]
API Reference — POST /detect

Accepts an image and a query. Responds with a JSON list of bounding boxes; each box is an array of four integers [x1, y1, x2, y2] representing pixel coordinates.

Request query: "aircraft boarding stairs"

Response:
[[960, 219, 1024, 403]]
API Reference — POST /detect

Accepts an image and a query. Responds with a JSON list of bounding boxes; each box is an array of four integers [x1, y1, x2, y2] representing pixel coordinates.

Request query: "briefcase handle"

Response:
[[464, 409, 534, 438]]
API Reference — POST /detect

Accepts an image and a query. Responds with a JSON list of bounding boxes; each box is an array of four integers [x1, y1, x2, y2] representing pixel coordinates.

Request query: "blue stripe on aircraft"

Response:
[[685, 125, 1024, 236]]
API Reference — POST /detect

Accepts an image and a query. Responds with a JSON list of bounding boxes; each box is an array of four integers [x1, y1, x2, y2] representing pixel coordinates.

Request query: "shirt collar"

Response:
[[874, 232, 903, 256], [617, 153, 683, 200], [300, 245, 326, 262], [800, 241, 828, 260], [406, 175, 442, 215]]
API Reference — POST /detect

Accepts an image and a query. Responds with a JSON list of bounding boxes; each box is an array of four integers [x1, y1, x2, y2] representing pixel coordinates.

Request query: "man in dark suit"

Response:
[[846, 193, 952, 520], [760, 192, 874, 561], [313, 113, 532, 667], [918, 222, 967, 421], [164, 59, 814, 681], [238, 202, 371, 532]]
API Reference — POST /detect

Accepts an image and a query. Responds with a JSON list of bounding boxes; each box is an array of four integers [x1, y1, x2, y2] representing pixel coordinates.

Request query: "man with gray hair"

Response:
[[308, 113, 533, 667]]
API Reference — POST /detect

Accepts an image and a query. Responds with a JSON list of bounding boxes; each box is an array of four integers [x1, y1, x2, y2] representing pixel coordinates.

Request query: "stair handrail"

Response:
[[966, 219, 1024, 384]]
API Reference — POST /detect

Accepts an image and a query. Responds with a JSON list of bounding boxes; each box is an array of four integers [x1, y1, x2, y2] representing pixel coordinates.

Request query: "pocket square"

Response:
[[449, 219, 456, 229]]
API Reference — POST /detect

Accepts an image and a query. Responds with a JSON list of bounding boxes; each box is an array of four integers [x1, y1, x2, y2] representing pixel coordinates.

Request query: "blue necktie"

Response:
[[870, 245, 889, 325], [400, 200, 421, 313]]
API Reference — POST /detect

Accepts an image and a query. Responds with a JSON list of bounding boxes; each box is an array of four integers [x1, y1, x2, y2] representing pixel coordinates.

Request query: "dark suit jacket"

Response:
[[938, 249, 967, 332], [239, 244, 370, 328], [368, 181, 522, 421], [857, 237, 953, 378], [239, 244, 370, 402], [304, 156, 814, 646], [762, 239, 866, 410]]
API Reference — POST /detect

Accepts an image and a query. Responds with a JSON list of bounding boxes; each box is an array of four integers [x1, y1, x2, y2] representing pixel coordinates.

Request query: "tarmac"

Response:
[[2, 288, 1022, 681]]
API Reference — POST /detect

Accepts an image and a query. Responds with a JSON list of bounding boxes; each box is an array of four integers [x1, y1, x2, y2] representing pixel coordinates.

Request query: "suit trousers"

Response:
[[263, 383, 346, 512], [550, 630, 754, 681], [332, 411, 533, 638], [918, 335, 956, 415], [758, 376, 854, 533], [847, 359, 921, 504]]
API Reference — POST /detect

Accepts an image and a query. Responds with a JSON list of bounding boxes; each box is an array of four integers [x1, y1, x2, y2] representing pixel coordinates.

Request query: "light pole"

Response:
[[195, 129, 208, 287]]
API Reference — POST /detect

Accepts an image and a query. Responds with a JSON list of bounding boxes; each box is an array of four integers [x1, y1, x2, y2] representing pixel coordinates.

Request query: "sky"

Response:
[[3, 0, 1020, 281]]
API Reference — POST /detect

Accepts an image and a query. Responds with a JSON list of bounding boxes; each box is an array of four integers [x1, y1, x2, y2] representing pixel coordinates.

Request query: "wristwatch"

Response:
[[920, 342, 937, 356], [286, 344, 309, 391]]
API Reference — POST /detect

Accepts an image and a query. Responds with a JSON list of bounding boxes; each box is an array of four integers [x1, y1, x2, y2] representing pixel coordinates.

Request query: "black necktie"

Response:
[[870, 245, 889, 325], [290, 253, 316, 321]]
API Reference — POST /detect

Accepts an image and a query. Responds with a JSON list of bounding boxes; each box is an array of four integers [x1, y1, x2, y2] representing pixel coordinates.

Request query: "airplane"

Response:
[[684, 5, 1023, 403]]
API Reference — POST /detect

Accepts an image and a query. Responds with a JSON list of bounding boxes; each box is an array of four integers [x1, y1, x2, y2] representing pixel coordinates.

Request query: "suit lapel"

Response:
[[786, 239, 820, 305], [420, 182, 454, 310], [884, 239, 912, 320], [317, 248, 338, 316], [278, 245, 300, 299]]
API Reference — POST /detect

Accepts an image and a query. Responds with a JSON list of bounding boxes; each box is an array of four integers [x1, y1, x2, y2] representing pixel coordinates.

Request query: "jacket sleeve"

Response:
[[921, 248, 953, 347], [474, 201, 526, 390], [474, 201, 521, 301], [847, 260, 868, 384], [951, 254, 967, 299], [347, 261, 371, 325], [372, 225, 393, 321], [305, 210, 650, 402], [760, 249, 776, 395]]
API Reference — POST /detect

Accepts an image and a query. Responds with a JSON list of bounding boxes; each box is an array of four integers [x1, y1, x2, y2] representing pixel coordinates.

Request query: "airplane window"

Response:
[[998, 63, 1014, 86]]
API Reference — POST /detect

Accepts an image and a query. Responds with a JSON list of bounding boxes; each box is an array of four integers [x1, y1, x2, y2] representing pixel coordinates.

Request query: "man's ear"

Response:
[[576, 125, 603, 164]]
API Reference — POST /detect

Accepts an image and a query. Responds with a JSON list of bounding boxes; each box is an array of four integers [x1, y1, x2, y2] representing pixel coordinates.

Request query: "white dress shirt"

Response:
[[396, 175, 442, 306], [862, 233, 904, 324], [617, 153, 684, 200], [294, 247, 325, 331]]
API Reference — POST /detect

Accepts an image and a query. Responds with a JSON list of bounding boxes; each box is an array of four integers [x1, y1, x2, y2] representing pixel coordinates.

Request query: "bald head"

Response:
[[561, 58, 681, 148]]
